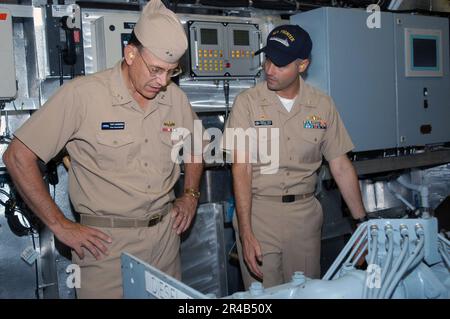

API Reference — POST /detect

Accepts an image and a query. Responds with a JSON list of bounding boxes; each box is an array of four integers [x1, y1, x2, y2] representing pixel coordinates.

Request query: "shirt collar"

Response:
[[259, 76, 317, 109], [110, 61, 134, 106], [110, 61, 173, 108]]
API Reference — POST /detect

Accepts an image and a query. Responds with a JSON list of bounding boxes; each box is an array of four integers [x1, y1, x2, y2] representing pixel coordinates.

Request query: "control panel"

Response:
[[188, 21, 261, 78], [93, 12, 139, 71]]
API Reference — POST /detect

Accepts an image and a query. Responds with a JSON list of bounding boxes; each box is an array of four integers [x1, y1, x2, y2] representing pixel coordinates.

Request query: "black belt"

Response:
[[255, 192, 315, 203]]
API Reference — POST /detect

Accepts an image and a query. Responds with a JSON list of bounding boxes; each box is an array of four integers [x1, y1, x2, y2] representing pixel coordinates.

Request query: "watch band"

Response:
[[184, 188, 200, 199]]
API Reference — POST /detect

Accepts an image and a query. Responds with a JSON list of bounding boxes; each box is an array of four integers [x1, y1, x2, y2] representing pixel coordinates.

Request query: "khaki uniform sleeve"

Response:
[[221, 93, 254, 153], [14, 82, 85, 164], [180, 93, 204, 157], [225, 93, 252, 131], [321, 96, 354, 161]]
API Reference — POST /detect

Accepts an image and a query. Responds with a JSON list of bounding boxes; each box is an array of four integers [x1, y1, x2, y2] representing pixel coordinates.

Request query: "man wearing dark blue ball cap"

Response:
[[226, 24, 367, 289], [255, 24, 313, 67]]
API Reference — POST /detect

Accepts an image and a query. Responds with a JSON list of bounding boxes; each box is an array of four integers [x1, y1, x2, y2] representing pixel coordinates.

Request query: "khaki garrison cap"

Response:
[[134, 0, 188, 63]]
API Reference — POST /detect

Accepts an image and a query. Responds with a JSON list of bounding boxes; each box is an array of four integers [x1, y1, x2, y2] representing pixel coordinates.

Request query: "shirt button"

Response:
[[287, 137, 290, 141], [286, 172, 290, 176], [113, 140, 118, 145], [147, 185, 151, 189], [144, 162, 148, 167], [145, 138, 148, 143], [290, 157, 293, 160]]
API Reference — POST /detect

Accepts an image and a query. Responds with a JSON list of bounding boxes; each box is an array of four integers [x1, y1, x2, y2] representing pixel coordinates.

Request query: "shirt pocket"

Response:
[[95, 132, 135, 171], [257, 130, 274, 164], [299, 129, 325, 163], [160, 132, 177, 173]]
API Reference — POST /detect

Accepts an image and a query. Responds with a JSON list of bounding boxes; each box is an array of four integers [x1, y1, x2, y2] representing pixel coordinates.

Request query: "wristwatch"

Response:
[[184, 188, 201, 199]]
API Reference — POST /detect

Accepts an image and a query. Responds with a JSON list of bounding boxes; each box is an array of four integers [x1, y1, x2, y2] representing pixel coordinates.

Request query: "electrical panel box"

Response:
[[291, 8, 450, 151], [44, 4, 85, 77], [0, 8, 16, 100], [93, 12, 139, 71], [291, 8, 397, 152], [394, 14, 450, 147], [188, 21, 261, 78]]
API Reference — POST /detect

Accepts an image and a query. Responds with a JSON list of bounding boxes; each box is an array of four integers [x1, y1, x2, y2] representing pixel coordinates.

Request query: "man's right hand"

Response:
[[241, 232, 263, 279], [52, 218, 112, 260]]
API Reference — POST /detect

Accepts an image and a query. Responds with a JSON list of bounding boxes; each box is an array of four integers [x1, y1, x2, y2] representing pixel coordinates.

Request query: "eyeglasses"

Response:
[[137, 50, 182, 78]]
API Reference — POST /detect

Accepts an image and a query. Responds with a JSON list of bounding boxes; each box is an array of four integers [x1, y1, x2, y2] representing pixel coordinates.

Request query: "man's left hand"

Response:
[[171, 194, 198, 235]]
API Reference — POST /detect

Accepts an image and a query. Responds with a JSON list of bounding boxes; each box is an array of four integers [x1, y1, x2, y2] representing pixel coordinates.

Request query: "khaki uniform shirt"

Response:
[[15, 62, 200, 218], [225, 77, 354, 196]]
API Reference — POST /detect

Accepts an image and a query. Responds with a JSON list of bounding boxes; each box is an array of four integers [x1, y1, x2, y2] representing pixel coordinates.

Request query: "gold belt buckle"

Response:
[[147, 213, 162, 227]]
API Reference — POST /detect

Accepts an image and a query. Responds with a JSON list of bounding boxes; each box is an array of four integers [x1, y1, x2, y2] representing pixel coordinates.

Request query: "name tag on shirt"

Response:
[[101, 122, 125, 130], [254, 120, 273, 126]]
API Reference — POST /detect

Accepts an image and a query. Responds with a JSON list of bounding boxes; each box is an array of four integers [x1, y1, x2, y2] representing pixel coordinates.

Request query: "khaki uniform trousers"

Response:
[[72, 211, 180, 299], [234, 196, 323, 289]]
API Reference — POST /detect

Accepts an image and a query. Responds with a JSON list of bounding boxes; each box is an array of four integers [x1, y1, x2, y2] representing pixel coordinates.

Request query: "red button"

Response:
[[73, 30, 81, 43], [0, 13, 8, 20], [225, 63, 231, 68]]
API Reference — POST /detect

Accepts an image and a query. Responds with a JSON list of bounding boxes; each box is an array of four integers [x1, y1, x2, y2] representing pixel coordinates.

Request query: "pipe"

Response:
[[384, 228, 425, 299], [378, 226, 409, 298], [438, 233, 450, 247], [374, 225, 394, 298], [396, 176, 430, 209], [387, 182, 416, 211], [323, 223, 368, 280], [439, 246, 450, 269], [344, 226, 369, 265], [351, 242, 368, 268], [363, 225, 378, 299]]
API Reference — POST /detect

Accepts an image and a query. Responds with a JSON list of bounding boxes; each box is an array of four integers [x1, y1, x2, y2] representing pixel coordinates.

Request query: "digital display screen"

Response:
[[413, 38, 437, 68], [201, 28, 218, 45], [234, 30, 249, 46]]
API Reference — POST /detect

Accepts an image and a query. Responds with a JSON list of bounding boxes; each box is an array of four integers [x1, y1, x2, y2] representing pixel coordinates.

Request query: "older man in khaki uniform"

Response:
[[226, 25, 367, 289], [3, 0, 203, 298]]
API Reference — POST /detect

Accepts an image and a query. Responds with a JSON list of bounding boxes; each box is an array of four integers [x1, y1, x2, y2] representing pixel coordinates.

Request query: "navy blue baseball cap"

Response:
[[255, 24, 312, 67]]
